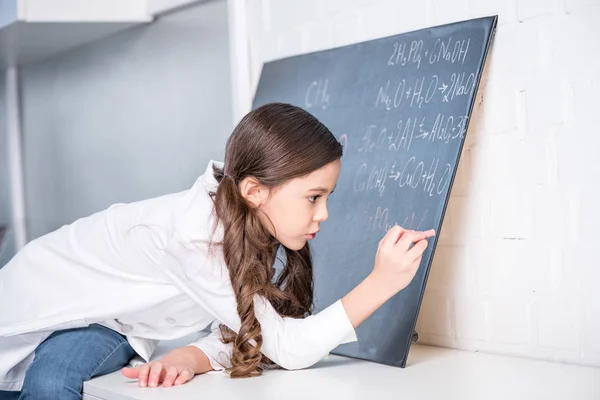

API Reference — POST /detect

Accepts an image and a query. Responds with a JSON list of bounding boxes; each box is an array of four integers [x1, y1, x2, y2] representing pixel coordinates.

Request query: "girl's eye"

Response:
[[308, 195, 320, 203]]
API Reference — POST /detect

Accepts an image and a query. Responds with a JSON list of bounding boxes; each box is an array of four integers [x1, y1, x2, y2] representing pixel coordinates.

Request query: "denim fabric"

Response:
[[0, 324, 135, 400]]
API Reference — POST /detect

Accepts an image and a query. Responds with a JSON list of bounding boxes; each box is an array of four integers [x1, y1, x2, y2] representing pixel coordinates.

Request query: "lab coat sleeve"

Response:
[[162, 251, 358, 371], [249, 295, 358, 370], [187, 320, 233, 371]]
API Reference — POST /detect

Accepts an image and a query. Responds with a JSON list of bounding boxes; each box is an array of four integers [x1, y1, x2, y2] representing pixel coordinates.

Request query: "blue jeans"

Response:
[[0, 324, 136, 400]]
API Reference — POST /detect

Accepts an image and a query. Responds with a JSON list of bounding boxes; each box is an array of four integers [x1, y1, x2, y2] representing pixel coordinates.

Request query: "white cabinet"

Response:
[[0, 0, 206, 67], [147, 0, 205, 15], [10, 0, 150, 22]]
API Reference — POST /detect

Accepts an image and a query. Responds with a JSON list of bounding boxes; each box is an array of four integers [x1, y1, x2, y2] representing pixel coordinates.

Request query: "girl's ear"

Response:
[[239, 177, 270, 208]]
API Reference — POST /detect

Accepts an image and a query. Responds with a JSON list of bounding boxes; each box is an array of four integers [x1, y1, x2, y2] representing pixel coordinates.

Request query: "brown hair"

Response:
[[209, 102, 342, 378]]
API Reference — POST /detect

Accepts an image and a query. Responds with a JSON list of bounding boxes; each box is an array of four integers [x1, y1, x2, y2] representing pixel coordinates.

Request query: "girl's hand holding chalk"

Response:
[[372, 225, 436, 293], [341, 225, 436, 328]]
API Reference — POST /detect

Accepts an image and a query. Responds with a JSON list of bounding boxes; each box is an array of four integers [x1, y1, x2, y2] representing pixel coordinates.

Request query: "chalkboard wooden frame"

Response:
[[252, 15, 498, 368]]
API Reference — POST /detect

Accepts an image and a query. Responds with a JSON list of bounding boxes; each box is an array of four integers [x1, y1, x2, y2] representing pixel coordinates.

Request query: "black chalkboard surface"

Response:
[[253, 16, 497, 368]]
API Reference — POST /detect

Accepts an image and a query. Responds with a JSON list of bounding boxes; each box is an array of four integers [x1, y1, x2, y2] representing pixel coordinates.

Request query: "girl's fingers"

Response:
[[407, 239, 429, 261], [162, 366, 179, 388], [138, 363, 151, 387], [381, 225, 405, 247], [133, 362, 190, 388], [148, 362, 164, 388], [132, 361, 192, 388], [422, 229, 436, 238], [396, 229, 435, 251], [395, 230, 421, 250], [120, 366, 140, 379], [173, 369, 193, 386]]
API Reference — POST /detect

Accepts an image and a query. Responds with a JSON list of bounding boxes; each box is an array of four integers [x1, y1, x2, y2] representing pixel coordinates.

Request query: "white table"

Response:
[[83, 344, 600, 400]]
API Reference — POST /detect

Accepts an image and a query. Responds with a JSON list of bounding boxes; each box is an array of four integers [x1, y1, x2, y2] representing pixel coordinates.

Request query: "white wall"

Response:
[[18, 0, 232, 240], [0, 0, 18, 29], [0, 69, 17, 267], [242, 0, 600, 367]]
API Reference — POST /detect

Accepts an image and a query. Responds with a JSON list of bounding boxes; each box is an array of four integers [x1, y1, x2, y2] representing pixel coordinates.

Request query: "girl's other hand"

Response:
[[121, 346, 204, 388]]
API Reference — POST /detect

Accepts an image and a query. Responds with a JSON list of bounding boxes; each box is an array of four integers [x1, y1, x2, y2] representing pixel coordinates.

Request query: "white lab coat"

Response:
[[0, 160, 357, 391]]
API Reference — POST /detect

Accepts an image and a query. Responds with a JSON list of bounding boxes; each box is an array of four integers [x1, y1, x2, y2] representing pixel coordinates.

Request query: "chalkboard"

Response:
[[252, 16, 497, 368]]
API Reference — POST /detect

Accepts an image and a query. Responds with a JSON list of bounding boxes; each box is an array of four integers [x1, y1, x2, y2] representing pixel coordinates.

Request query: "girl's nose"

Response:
[[314, 205, 329, 222]]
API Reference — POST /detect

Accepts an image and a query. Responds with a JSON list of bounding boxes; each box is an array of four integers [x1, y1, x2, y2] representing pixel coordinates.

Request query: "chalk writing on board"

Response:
[[401, 208, 429, 231], [365, 205, 390, 232], [375, 77, 432, 109], [353, 155, 452, 198], [375, 73, 477, 110], [388, 156, 452, 197], [358, 124, 387, 153], [418, 113, 469, 142], [387, 37, 471, 69], [357, 113, 469, 155], [354, 163, 387, 196], [387, 40, 424, 68], [305, 79, 330, 110], [441, 72, 477, 102], [429, 37, 470, 65], [363, 203, 430, 233], [387, 117, 420, 152]]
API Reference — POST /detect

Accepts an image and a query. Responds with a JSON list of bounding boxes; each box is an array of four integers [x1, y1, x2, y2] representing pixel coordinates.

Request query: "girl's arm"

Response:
[[186, 320, 233, 372], [162, 226, 433, 371], [342, 227, 434, 328]]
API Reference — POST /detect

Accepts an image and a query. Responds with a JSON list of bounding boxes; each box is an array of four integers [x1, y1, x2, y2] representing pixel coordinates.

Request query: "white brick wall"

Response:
[[242, 0, 600, 367]]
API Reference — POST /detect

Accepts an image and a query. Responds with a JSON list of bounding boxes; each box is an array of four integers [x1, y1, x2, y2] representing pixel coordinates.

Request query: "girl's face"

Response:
[[241, 160, 341, 250]]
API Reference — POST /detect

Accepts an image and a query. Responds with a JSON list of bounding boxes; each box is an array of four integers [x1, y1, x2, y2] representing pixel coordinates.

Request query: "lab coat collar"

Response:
[[194, 159, 223, 188]]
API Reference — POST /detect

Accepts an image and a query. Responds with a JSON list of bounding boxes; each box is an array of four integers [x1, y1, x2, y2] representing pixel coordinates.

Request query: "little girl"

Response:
[[0, 103, 434, 399]]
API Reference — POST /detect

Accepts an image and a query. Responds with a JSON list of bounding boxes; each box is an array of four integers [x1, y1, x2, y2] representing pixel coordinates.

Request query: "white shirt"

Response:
[[0, 160, 357, 391]]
